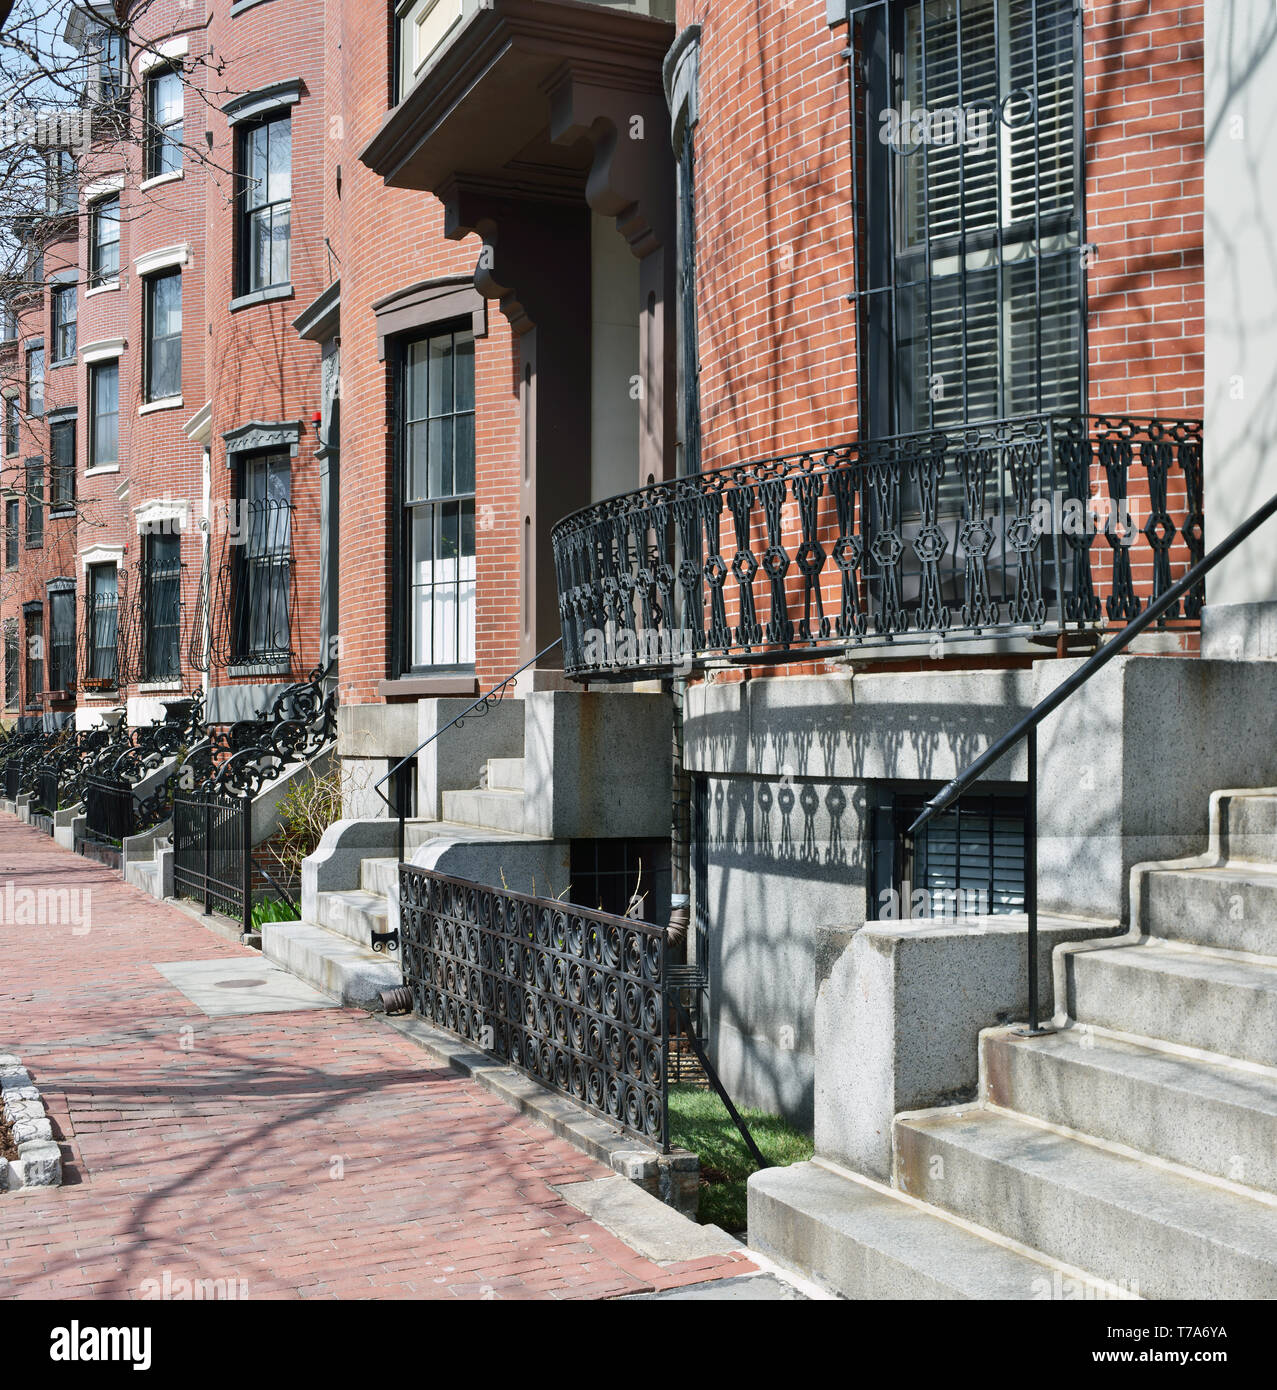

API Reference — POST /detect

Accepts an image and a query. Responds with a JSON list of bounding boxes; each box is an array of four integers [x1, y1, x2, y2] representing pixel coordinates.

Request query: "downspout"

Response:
[[663, 25, 702, 957]]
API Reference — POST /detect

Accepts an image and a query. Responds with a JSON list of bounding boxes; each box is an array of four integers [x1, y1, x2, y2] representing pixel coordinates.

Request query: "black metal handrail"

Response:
[[907, 486, 1277, 1033], [552, 412, 1203, 680], [374, 638, 562, 863]]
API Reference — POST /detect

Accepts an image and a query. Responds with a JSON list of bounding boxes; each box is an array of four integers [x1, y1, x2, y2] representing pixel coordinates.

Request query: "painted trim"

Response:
[[80, 337, 126, 363], [134, 243, 190, 276], [138, 36, 189, 74], [222, 78, 302, 127]]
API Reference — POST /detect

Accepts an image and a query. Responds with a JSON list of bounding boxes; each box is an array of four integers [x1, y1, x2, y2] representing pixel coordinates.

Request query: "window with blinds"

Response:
[[854, 0, 1083, 439], [872, 785, 1027, 918]]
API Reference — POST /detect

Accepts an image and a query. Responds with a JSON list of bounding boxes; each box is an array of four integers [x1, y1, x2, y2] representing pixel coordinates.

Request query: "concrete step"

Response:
[[982, 1025, 1277, 1194], [894, 1106, 1277, 1300], [1143, 864, 1277, 955], [261, 918, 401, 1011], [748, 1159, 1131, 1300], [361, 856, 400, 898], [1063, 939, 1277, 1067], [441, 787, 526, 834], [315, 888, 389, 947], [1220, 789, 1277, 863], [486, 757, 525, 791]]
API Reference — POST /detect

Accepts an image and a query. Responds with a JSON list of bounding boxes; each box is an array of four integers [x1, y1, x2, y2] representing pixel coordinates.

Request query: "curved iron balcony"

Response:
[[552, 412, 1204, 681]]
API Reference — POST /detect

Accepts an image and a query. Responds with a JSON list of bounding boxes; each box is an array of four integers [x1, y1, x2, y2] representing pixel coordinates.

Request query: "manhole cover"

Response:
[[214, 978, 268, 989]]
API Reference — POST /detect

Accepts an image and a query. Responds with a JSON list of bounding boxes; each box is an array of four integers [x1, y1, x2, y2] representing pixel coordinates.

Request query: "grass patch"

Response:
[[667, 1083, 814, 1234]]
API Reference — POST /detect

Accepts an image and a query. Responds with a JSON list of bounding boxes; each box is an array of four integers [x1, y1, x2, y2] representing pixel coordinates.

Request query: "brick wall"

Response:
[[328, 0, 523, 705]]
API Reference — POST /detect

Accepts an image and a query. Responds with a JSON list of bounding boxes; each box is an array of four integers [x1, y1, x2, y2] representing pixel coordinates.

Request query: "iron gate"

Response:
[[399, 867, 669, 1147], [173, 788, 252, 922]]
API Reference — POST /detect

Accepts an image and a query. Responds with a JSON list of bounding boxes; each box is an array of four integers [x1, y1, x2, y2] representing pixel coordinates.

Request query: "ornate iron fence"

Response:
[[552, 412, 1204, 680], [399, 867, 669, 1147], [170, 664, 336, 921]]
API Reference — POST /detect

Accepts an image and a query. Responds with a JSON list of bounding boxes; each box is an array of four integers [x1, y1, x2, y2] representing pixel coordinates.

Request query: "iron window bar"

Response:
[[80, 567, 125, 693], [134, 545, 186, 685], [906, 486, 1277, 1033], [209, 496, 296, 670]]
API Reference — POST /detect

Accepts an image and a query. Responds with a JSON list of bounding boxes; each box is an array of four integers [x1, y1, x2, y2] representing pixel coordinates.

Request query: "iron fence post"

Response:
[[1019, 724, 1049, 1037], [241, 794, 252, 931], [202, 796, 212, 915]]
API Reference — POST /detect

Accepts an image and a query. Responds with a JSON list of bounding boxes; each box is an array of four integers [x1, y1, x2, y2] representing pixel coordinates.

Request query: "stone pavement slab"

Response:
[[0, 814, 756, 1300], [152, 959, 334, 1016]]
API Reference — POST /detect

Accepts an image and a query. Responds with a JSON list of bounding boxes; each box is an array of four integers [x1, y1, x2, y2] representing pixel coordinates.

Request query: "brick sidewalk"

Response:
[[0, 815, 754, 1299]]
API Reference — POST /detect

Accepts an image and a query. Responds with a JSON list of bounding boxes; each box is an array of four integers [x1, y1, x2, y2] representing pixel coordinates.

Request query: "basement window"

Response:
[[871, 783, 1026, 920]]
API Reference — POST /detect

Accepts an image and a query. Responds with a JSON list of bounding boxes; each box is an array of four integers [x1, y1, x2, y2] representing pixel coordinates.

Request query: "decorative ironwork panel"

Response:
[[399, 867, 668, 1148], [551, 412, 1203, 680]]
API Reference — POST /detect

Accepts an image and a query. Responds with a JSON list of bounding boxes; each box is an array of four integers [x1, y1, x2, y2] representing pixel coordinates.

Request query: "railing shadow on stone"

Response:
[[551, 412, 1204, 680]]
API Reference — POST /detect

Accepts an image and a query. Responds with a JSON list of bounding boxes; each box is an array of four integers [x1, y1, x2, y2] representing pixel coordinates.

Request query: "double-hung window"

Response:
[[92, 24, 127, 104], [23, 606, 43, 704], [852, 0, 1082, 437], [4, 396, 17, 456], [51, 284, 77, 362], [49, 415, 75, 511], [49, 150, 77, 213], [145, 66, 183, 179], [89, 195, 120, 286], [144, 270, 181, 401], [142, 532, 182, 681], [4, 499, 18, 568], [48, 585, 76, 693], [236, 454, 292, 663], [86, 563, 120, 687], [26, 345, 44, 417], [25, 459, 42, 548], [239, 114, 291, 294], [401, 327, 476, 671], [89, 361, 119, 469], [3, 619, 17, 709]]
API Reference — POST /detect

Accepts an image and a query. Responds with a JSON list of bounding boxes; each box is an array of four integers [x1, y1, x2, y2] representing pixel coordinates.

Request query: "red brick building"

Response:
[[7, 0, 1267, 1140]]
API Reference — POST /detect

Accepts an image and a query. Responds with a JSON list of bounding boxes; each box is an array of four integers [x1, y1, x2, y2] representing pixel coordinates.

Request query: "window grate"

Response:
[[873, 784, 1027, 918]]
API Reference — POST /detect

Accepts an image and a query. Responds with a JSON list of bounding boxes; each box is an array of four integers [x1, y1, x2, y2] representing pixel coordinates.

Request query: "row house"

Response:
[[4, 0, 1274, 1298], [1, 0, 329, 742]]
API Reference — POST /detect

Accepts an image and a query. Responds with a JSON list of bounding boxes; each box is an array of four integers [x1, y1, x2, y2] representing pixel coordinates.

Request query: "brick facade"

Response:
[[0, 0, 1208, 728]]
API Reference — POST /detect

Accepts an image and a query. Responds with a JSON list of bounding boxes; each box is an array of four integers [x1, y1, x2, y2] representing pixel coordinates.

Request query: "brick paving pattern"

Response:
[[0, 816, 754, 1299]]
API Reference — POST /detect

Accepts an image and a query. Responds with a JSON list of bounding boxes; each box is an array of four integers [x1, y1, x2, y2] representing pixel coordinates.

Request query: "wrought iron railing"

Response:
[[399, 866, 669, 1145], [552, 413, 1204, 679], [907, 486, 1277, 1034], [170, 664, 336, 921], [173, 790, 253, 922]]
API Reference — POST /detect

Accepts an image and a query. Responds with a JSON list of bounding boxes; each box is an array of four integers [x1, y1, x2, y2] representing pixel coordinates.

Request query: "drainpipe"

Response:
[[668, 671, 690, 956]]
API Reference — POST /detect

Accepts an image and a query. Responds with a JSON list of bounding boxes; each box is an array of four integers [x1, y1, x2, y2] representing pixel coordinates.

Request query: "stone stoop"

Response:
[[750, 787, 1277, 1300], [263, 808, 563, 1011], [442, 757, 528, 833]]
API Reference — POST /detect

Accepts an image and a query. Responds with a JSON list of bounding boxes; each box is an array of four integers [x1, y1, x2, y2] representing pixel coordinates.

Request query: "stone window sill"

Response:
[[230, 284, 294, 313], [378, 674, 479, 699], [139, 171, 183, 193], [138, 396, 183, 416], [84, 281, 120, 299]]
